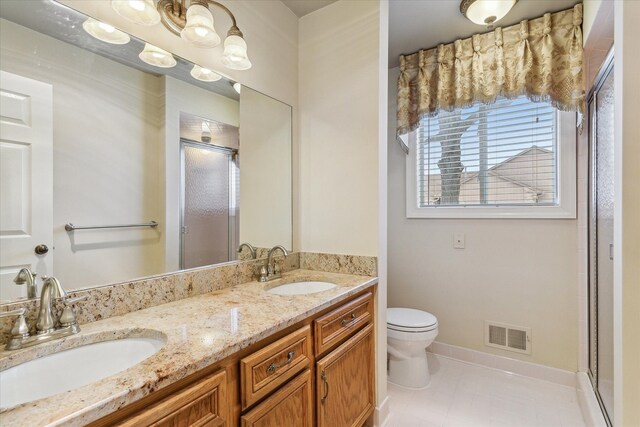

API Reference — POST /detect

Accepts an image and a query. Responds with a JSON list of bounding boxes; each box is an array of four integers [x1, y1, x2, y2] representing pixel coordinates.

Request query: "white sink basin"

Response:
[[0, 336, 165, 409], [267, 281, 337, 295]]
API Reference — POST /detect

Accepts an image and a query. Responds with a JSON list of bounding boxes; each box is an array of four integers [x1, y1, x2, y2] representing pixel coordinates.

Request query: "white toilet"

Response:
[[387, 307, 438, 388]]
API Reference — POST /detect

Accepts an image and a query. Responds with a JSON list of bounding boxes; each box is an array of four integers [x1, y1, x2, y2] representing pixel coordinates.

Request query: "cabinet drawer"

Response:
[[314, 292, 373, 356], [240, 325, 312, 410], [118, 370, 228, 427], [241, 370, 313, 427]]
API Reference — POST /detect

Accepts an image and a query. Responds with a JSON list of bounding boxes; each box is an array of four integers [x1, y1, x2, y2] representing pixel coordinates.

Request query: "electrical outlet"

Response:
[[453, 233, 465, 249]]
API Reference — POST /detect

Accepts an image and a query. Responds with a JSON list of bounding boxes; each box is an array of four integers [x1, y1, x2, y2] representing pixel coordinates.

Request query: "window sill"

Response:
[[406, 204, 577, 219]]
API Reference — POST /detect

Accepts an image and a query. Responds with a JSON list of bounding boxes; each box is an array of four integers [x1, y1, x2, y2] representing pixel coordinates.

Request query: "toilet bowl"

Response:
[[387, 307, 438, 388]]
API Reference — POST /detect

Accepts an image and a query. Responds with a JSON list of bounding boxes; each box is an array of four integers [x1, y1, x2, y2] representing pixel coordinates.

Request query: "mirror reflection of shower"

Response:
[[179, 112, 240, 269]]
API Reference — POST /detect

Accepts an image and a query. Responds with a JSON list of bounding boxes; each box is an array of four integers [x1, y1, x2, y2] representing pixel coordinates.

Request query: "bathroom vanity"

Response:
[[0, 269, 377, 427]]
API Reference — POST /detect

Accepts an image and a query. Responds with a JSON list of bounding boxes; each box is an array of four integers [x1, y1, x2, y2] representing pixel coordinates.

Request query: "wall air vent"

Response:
[[485, 321, 531, 354]]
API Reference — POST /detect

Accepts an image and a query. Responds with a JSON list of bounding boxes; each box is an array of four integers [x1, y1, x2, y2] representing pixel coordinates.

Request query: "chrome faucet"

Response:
[[237, 242, 257, 260], [259, 245, 289, 282], [13, 268, 38, 299], [1, 276, 86, 350], [37, 276, 68, 334]]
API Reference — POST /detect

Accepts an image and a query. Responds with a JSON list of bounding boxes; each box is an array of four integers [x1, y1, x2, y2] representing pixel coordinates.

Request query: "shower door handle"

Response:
[[609, 243, 613, 261], [181, 226, 188, 235]]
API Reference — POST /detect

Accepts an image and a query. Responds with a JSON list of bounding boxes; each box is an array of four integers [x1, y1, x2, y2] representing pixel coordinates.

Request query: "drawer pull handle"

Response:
[[266, 351, 295, 374], [340, 313, 356, 326], [321, 370, 329, 404]]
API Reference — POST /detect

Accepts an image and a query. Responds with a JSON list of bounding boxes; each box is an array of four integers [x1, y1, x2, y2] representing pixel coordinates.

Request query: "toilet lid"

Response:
[[387, 308, 437, 330]]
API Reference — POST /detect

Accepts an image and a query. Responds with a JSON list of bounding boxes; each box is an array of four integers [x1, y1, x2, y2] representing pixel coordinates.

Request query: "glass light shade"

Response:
[[181, 4, 221, 48], [190, 65, 222, 82], [464, 0, 517, 25], [222, 35, 252, 71], [233, 82, 241, 94], [139, 43, 177, 68], [111, 0, 160, 26], [82, 18, 130, 44]]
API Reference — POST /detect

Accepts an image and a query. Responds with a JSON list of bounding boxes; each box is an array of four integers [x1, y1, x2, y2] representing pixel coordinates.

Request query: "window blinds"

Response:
[[417, 96, 558, 207]]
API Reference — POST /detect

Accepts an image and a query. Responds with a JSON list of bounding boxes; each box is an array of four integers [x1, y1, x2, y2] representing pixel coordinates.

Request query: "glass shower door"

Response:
[[181, 141, 233, 269], [588, 53, 614, 426]]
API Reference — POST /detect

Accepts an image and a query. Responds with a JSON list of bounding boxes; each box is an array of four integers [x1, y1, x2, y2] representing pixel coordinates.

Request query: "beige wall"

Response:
[[614, 2, 640, 425], [0, 19, 165, 290], [298, 0, 380, 257], [388, 66, 580, 371]]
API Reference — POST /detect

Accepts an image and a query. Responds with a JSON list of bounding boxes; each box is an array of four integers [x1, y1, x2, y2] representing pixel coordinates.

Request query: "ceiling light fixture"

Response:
[[113, 0, 252, 71], [139, 43, 177, 68], [190, 65, 222, 82], [460, 0, 518, 27], [82, 18, 131, 44]]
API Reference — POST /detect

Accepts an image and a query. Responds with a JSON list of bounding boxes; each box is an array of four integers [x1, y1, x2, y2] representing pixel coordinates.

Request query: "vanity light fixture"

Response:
[[82, 18, 131, 44], [460, 0, 518, 27], [232, 82, 241, 94], [190, 65, 222, 82], [112, 0, 252, 71], [111, 0, 161, 26], [139, 43, 177, 67]]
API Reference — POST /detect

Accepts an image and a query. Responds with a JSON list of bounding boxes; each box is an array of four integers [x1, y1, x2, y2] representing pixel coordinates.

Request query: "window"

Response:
[[406, 95, 576, 219]]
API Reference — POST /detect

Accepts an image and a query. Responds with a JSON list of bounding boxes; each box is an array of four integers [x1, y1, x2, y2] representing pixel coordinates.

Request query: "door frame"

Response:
[[179, 139, 235, 270], [586, 46, 614, 427]]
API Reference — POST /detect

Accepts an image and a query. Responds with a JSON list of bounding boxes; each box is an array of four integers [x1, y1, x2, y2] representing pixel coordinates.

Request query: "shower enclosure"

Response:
[[180, 140, 239, 269], [587, 50, 614, 426]]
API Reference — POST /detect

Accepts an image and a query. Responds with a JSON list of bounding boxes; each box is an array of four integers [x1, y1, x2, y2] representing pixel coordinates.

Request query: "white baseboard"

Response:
[[365, 396, 390, 427], [427, 341, 576, 387], [576, 372, 608, 427]]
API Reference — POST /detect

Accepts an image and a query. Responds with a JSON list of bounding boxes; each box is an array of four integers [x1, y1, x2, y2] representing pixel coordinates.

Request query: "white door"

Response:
[[0, 70, 53, 302]]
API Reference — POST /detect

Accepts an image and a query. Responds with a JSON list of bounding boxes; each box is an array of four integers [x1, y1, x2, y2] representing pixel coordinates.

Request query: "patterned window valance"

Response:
[[397, 4, 584, 153]]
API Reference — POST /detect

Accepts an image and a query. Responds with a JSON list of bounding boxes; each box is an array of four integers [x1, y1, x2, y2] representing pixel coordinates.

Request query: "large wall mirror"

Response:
[[0, 0, 292, 303]]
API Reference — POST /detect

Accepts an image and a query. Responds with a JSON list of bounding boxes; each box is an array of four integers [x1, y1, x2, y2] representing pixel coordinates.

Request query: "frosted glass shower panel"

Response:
[[182, 143, 232, 269]]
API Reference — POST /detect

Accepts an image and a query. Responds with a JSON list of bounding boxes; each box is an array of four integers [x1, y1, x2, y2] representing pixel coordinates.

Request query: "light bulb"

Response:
[[83, 18, 130, 44]]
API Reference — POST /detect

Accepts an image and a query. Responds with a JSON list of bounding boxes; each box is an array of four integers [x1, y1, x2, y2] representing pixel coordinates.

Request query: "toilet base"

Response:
[[388, 353, 431, 389]]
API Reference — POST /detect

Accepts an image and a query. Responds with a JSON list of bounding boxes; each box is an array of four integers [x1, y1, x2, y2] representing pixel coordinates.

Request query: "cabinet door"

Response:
[[118, 370, 228, 427], [316, 324, 374, 427], [241, 370, 313, 427]]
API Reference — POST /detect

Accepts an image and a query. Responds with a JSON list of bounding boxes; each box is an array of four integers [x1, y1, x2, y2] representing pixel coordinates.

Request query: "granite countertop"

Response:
[[0, 269, 377, 427]]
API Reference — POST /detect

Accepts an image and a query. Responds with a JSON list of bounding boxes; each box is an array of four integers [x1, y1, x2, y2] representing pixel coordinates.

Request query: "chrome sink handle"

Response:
[[1, 308, 30, 350], [59, 295, 87, 329]]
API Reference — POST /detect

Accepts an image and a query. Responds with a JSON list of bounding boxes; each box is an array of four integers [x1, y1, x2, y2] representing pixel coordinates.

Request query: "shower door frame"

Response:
[[586, 47, 614, 427], [179, 139, 237, 270]]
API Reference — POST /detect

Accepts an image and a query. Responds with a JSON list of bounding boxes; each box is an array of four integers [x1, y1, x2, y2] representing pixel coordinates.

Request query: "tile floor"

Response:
[[386, 353, 586, 427]]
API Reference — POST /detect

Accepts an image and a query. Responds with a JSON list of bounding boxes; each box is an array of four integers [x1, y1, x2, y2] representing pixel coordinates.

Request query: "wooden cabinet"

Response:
[[240, 370, 313, 427], [314, 292, 373, 356], [93, 287, 376, 427], [240, 326, 312, 409], [117, 370, 228, 427], [315, 324, 375, 427]]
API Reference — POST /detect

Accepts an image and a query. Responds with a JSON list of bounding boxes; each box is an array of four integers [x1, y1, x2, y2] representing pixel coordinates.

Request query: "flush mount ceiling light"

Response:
[[460, 0, 518, 27], [112, 0, 252, 71], [139, 43, 177, 67], [82, 18, 131, 44], [190, 65, 222, 82]]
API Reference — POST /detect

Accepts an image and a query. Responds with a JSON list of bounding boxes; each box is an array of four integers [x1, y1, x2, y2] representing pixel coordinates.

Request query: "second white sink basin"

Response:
[[0, 336, 165, 410], [267, 281, 337, 295]]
